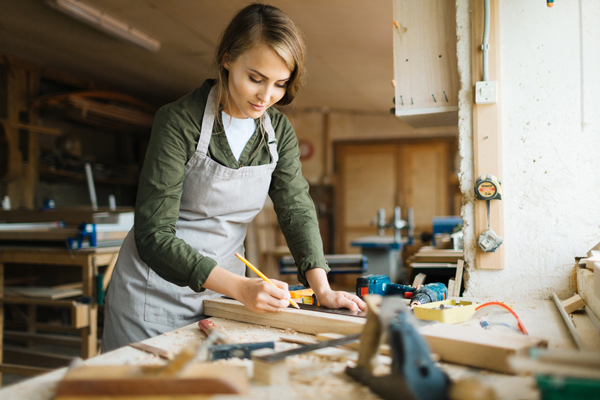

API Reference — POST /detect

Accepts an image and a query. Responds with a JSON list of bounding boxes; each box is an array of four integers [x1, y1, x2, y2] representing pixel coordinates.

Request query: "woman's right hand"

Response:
[[236, 278, 291, 313], [203, 266, 291, 313]]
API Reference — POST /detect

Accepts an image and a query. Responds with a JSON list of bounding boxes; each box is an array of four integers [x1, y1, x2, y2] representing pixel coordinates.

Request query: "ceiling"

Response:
[[0, 0, 395, 112]]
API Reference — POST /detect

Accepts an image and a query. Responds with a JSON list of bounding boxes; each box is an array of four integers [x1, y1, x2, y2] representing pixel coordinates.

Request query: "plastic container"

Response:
[[413, 299, 476, 324]]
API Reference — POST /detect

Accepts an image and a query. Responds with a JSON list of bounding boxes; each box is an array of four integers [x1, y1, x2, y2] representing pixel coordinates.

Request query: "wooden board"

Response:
[[419, 323, 547, 374], [471, 0, 504, 269], [203, 298, 365, 335], [55, 364, 248, 397], [4, 286, 82, 300]]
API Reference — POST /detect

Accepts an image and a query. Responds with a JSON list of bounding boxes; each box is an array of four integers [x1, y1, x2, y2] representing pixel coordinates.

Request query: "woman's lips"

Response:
[[250, 103, 266, 111]]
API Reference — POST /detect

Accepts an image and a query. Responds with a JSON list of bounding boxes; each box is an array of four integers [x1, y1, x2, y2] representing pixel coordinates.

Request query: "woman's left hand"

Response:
[[315, 289, 366, 312]]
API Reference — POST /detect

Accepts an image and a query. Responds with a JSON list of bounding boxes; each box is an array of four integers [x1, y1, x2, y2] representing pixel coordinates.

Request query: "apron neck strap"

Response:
[[197, 85, 279, 164]]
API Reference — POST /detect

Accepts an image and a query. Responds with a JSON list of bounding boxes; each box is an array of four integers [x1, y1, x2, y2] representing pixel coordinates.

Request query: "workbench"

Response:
[[0, 245, 121, 378], [0, 297, 597, 400]]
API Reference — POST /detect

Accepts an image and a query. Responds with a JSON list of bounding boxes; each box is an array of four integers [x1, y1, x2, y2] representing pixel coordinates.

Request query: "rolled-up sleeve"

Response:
[[134, 106, 217, 292], [268, 112, 330, 286]]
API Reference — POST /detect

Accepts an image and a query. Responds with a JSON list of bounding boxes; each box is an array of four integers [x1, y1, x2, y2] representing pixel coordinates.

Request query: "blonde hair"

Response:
[[214, 3, 307, 113]]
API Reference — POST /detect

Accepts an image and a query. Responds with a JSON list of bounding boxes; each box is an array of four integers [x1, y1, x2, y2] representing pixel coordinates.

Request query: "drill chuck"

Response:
[[410, 283, 447, 307]]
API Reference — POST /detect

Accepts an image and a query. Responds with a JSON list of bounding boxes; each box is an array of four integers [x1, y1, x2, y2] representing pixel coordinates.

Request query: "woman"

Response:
[[102, 3, 365, 353]]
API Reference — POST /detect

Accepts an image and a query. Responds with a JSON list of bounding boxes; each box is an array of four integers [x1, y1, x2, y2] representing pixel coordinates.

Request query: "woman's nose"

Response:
[[257, 85, 272, 103]]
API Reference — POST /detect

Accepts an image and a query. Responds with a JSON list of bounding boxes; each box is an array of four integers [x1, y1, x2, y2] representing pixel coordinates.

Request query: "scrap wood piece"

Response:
[[552, 292, 586, 350], [412, 273, 426, 287], [418, 323, 548, 374], [561, 294, 586, 314], [453, 259, 465, 297], [203, 297, 365, 335], [129, 342, 174, 360], [54, 364, 248, 398], [508, 356, 600, 381], [252, 348, 288, 385]]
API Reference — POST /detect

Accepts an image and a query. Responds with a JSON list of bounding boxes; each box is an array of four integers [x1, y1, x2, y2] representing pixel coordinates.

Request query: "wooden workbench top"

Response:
[[0, 298, 597, 400]]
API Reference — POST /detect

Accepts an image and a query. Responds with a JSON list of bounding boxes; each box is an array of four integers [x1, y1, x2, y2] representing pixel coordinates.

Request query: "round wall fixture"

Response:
[[298, 139, 315, 161]]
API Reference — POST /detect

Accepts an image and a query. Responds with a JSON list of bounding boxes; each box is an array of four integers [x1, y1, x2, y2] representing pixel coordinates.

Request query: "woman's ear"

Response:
[[223, 52, 230, 70]]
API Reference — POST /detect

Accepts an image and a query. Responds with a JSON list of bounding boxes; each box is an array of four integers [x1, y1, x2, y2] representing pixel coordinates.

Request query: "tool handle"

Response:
[[198, 319, 216, 335]]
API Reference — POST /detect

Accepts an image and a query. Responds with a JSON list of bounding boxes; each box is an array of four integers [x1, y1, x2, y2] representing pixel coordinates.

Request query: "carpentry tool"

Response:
[[253, 333, 361, 363], [356, 274, 415, 298], [67, 222, 97, 249], [474, 174, 504, 252], [346, 295, 450, 400], [198, 319, 233, 344], [198, 318, 275, 360], [410, 282, 448, 307], [234, 252, 299, 309], [209, 342, 275, 361]]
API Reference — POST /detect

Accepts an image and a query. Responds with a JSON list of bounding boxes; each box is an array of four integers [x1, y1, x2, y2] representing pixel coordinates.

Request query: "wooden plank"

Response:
[[203, 298, 365, 336], [4, 330, 81, 347], [552, 292, 585, 350], [54, 364, 248, 396], [453, 259, 465, 297], [0, 363, 50, 376], [4, 286, 82, 299], [419, 323, 547, 374], [471, 0, 504, 269], [3, 346, 73, 369]]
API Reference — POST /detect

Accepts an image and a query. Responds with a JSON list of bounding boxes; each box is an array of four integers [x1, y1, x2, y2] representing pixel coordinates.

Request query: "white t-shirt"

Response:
[[222, 111, 256, 161]]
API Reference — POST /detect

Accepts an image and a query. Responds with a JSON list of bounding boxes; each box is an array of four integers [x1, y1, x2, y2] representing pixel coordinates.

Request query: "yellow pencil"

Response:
[[235, 252, 300, 309]]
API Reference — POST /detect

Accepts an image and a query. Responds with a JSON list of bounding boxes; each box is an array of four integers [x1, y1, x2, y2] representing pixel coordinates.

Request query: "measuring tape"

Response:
[[474, 174, 504, 252], [475, 174, 502, 201]]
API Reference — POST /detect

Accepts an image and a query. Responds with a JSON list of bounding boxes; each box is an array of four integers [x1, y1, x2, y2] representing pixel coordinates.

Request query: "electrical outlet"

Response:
[[475, 81, 498, 104]]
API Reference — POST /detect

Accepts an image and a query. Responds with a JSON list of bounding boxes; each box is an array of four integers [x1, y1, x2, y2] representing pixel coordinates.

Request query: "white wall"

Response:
[[458, 0, 600, 299]]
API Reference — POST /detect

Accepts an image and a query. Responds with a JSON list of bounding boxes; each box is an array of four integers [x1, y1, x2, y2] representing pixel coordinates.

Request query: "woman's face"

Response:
[[224, 44, 291, 119]]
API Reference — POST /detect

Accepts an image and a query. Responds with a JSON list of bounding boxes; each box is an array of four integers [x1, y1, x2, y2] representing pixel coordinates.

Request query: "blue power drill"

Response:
[[356, 274, 415, 298], [356, 274, 447, 307]]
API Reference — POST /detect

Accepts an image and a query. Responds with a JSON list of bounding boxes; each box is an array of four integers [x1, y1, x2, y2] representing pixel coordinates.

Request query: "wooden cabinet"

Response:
[[392, 0, 459, 128]]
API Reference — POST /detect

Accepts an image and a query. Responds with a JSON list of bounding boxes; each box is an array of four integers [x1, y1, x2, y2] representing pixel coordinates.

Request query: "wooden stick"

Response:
[[453, 259, 464, 297], [552, 292, 585, 350], [129, 342, 174, 360]]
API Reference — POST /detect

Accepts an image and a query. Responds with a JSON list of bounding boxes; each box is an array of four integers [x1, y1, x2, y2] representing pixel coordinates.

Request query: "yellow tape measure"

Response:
[[475, 174, 502, 201]]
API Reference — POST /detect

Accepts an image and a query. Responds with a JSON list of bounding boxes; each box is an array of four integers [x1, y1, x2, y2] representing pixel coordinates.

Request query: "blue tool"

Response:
[[67, 223, 97, 249], [208, 342, 275, 360], [346, 296, 450, 400], [409, 282, 448, 307], [356, 274, 415, 299]]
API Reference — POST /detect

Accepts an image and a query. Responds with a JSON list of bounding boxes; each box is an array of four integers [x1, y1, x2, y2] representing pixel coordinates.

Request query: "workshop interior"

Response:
[[0, 0, 599, 399]]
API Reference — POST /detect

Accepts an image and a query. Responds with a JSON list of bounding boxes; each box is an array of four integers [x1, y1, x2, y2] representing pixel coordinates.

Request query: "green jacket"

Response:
[[134, 80, 329, 291]]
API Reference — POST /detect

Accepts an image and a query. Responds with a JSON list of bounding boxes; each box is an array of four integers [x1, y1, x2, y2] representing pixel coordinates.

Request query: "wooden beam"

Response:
[[207, 298, 548, 374], [4, 331, 81, 347], [419, 323, 547, 374], [3, 347, 73, 369], [453, 259, 464, 297], [0, 363, 50, 376], [471, 0, 504, 269], [203, 298, 365, 335]]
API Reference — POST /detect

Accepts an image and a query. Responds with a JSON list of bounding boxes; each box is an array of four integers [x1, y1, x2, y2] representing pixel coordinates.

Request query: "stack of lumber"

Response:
[[407, 246, 463, 268]]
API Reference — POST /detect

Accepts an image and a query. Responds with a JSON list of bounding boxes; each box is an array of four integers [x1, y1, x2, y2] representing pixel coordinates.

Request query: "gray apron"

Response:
[[102, 86, 278, 352]]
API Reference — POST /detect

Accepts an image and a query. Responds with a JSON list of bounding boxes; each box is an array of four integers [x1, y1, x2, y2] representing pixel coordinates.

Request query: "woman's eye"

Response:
[[276, 83, 287, 89], [250, 76, 261, 83]]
